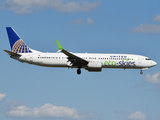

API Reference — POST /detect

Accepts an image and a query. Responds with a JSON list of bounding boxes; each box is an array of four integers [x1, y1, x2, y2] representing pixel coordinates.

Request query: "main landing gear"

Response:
[[140, 70, 143, 75], [77, 68, 81, 75]]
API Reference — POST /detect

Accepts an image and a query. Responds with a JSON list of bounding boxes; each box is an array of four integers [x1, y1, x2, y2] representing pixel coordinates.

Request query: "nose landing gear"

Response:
[[140, 70, 143, 75], [77, 68, 81, 75], [140, 68, 148, 75]]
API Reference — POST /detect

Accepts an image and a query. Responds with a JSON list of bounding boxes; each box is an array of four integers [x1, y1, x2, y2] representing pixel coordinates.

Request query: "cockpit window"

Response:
[[145, 58, 151, 60]]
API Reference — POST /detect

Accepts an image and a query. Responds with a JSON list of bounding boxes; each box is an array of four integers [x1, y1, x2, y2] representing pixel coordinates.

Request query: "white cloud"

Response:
[[71, 18, 94, 25], [127, 111, 147, 120], [58, 1, 101, 12], [7, 103, 86, 119], [0, 93, 6, 102], [0, 100, 26, 112], [152, 14, 160, 22], [132, 14, 160, 33], [132, 24, 160, 33], [72, 19, 83, 25], [86, 18, 94, 24], [145, 72, 160, 84], [1, 0, 101, 14]]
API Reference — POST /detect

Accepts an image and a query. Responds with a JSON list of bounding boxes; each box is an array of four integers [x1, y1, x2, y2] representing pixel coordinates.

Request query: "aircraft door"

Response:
[[138, 57, 141, 64]]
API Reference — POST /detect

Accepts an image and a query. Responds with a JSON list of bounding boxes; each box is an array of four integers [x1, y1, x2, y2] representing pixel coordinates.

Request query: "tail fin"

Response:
[[6, 27, 32, 53]]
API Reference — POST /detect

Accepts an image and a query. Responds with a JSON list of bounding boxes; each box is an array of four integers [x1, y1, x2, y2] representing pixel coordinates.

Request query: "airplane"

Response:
[[4, 27, 157, 75]]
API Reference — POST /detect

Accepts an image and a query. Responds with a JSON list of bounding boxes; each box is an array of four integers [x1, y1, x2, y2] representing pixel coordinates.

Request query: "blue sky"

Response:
[[0, 0, 160, 120]]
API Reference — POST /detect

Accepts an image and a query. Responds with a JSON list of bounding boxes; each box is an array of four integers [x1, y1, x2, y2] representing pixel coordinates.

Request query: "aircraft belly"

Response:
[[32, 59, 69, 67]]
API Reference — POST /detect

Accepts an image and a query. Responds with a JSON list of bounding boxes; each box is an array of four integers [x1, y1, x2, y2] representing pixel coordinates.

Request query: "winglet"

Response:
[[56, 40, 63, 50]]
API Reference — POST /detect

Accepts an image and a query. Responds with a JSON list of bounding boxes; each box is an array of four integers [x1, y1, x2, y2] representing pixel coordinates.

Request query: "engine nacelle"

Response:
[[86, 62, 102, 72]]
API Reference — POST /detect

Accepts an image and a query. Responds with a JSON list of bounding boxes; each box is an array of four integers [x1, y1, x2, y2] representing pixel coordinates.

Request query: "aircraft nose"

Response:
[[152, 61, 157, 66]]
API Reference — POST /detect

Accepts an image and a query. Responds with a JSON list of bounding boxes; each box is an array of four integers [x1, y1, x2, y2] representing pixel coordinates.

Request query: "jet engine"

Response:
[[86, 62, 102, 72]]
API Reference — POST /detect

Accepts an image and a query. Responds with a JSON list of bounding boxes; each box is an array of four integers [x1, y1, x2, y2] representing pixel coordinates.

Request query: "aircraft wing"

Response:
[[4, 50, 21, 56], [56, 40, 88, 66]]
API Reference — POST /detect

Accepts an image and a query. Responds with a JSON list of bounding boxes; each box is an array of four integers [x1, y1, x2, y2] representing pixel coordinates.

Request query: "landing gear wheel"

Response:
[[140, 71, 143, 75], [77, 68, 81, 75]]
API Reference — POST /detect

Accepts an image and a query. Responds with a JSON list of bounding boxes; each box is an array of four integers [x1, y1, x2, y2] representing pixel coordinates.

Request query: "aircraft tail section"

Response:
[[6, 27, 32, 53], [4, 50, 21, 56]]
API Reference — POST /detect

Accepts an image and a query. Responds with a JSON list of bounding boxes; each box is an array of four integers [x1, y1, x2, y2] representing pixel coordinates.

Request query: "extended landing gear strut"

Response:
[[140, 70, 143, 75], [140, 68, 148, 75], [77, 68, 81, 75]]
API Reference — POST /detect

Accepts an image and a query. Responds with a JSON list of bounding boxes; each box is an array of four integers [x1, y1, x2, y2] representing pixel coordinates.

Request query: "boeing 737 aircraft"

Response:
[[4, 27, 157, 75]]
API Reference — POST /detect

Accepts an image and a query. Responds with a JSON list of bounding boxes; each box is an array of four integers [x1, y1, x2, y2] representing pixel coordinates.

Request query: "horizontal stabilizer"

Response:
[[4, 50, 21, 56]]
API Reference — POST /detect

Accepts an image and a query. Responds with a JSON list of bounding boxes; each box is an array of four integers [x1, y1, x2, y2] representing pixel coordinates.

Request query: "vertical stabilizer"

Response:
[[6, 27, 32, 53]]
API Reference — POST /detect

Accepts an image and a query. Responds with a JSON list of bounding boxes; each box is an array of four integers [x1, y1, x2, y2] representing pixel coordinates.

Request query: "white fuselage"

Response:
[[11, 52, 157, 70], [5, 27, 157, 74]]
